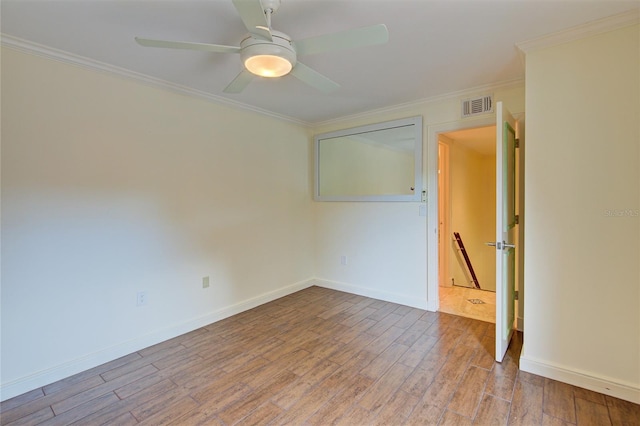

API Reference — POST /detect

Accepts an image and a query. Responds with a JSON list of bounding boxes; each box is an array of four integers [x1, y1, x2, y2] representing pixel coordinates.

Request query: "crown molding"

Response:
[[516, 8, 639, 53], [3, 9, 637, 129], [0, 34, 310, 127], [312, 77, 524, 129], [1, 33, 526, 130]]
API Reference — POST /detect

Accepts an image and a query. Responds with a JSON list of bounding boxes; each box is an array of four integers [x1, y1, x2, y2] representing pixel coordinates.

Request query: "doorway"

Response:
[[437, 125, 497, 323]]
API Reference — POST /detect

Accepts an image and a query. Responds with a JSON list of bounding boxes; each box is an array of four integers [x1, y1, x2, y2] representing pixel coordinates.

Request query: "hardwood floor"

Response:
[[2, 286, 638, 425]]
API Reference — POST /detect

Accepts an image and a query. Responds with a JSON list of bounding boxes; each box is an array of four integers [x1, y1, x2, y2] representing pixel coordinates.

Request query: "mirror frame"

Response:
[[314, 116, 423, 202]]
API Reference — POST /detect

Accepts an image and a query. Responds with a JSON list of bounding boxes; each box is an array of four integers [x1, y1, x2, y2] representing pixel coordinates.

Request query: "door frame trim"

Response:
[[437, 139, 451, 289], [427, 114, 524, 326]]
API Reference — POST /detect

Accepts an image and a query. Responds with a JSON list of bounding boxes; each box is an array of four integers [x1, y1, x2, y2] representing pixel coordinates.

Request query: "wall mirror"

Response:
[[314, 116, 423, 201]]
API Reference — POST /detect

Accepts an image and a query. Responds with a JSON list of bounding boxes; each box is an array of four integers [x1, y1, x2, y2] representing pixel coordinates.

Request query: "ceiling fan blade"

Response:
[[135, 37, 241, 54], [232, 0, 273, 41], [295, 24, 389, 56], [224, 69, 255, 94], [290, 62, 340, 93]]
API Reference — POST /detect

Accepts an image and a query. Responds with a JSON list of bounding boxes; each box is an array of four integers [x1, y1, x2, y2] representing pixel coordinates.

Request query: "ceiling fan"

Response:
[[135, 0, 388, 94]]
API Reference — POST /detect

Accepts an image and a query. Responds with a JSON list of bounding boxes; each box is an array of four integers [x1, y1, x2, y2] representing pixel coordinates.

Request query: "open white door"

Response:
[[493, 102, 517, 362]]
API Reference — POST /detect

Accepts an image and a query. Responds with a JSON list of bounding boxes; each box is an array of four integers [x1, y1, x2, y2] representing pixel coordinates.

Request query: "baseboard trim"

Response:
[[519, 354, 640, 404], [0, 278, 314, 402], [517, 316, 524, 332], [311, 278, 428, 310]]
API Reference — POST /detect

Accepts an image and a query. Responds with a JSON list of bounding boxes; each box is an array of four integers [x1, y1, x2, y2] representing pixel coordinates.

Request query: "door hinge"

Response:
[[514, 291, 519, 300], [515, 214, 519, 225], [515, 138, 520, 148]]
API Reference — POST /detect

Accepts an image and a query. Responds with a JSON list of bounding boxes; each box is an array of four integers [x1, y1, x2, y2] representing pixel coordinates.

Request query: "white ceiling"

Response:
[[2, 0, 638, 124]]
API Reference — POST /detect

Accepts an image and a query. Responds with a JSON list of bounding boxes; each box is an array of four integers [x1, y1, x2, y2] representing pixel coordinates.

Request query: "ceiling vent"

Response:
[[462, 95, 493, 117]]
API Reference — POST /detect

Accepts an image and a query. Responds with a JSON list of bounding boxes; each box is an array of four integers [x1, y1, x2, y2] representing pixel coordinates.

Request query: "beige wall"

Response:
[[521, 24, 639, 402], [449, 142, 496, 291], [1, 47, 314, 398]]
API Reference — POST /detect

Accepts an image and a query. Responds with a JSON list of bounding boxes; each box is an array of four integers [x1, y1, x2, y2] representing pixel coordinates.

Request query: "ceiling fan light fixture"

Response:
[[240, 31, 297, 78], [136, 0, 388, 94], [245, 54, 292, 77]]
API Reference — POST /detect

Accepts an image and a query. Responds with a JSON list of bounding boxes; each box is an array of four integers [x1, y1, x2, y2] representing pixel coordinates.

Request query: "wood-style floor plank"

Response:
[[73, 379, 178, 425], [374, 389, 420, 424], [44, 353, 141, 396], [508, 377, 544, 425], [543, 378, 577, 424], [2, 406, 53, 426], [446, 365, 490, 418], [606, 395, 640, 425], [306, 373, 373, 425], [542, 413, 575, 425], [233, 402, 281, 426], [2, 286, 638, 426], [485, 350, 519, 401], [39, 392, 120, 426], [0, 389, 45, 412], [474, 394, 512, 425], [217, 370, 297, 424], [1, 376, 106, 424], [440, 409, 473, 426], [357, 362, 414, 413], [50, 365, 158, 415], [575, 397, 612, 426]]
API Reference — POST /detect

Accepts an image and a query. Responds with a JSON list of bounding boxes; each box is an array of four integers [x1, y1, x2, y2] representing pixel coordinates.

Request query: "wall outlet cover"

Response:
[[136, 291, 148, 307]]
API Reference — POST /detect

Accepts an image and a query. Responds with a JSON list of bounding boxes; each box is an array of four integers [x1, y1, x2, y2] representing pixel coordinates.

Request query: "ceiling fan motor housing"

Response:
[[240, 30, 297, 76]]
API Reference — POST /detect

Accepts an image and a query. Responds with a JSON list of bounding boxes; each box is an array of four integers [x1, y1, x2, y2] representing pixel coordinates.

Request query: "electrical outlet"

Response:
[[202, 276, 210, 289], [136, 291, 148, 307], [340, 255, 348, 266]]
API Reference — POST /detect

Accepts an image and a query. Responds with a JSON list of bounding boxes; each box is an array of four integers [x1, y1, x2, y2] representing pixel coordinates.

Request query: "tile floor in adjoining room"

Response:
[[439, 285, 496, 323]]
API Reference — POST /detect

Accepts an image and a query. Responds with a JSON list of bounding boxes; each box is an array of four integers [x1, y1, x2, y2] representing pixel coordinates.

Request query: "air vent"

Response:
[[462, 95, 493, 117]]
